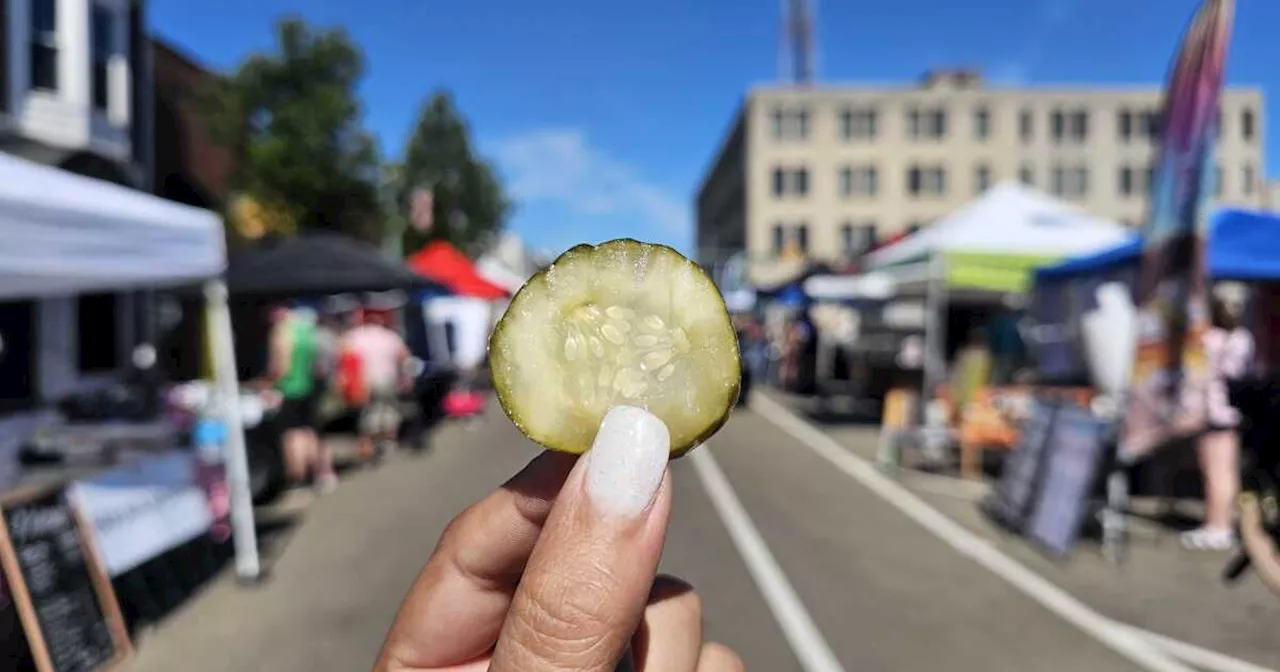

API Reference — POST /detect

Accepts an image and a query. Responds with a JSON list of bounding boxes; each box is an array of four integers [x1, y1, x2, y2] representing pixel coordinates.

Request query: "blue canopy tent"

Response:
[[1028, 208, 1280, 381], [1036, 208, 1280, 282]]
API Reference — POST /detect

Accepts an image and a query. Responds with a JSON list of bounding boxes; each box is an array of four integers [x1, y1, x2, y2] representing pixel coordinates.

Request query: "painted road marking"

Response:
[[1115, 624, 1276, 672], [750, 393, 1196, 672], [689, 447, 847, 672]]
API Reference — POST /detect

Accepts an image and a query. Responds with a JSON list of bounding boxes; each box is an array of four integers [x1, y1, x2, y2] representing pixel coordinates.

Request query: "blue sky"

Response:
[[152, 0, 1280, 258]]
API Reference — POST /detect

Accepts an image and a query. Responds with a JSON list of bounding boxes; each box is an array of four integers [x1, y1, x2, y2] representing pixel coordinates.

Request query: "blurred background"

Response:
[[1, 0, 1280, 670]]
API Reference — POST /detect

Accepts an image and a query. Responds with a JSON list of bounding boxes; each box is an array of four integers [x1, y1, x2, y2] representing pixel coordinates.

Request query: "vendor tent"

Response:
[[0, 152, 224, 299], [0, 152, 277, 582], [407, 240, 509, 300], [224, 233, 435, 296], [1028, 208, 1280, 381], [864, 181, 1130, 295], [1035, 207, 1280, 283]]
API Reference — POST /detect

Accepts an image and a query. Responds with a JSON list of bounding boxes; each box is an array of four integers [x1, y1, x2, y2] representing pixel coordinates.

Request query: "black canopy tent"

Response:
[[161, 233, 445, 380], [223, 233, 440, 297]]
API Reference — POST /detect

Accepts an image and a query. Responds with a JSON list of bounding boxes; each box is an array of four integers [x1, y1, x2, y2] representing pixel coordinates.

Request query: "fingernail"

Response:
[[585, 405, 670, 520]]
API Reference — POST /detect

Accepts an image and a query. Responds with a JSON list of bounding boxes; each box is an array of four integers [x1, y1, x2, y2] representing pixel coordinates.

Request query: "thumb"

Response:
[[490, 406, 672, 672]]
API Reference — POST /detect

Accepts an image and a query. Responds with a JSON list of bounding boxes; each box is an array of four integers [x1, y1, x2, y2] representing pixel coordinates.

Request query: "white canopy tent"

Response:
[[0, 153, 263, 582], [864, 181, 1130, 297], [0, 152, 225, 299], [861, 181, 1130, 409]]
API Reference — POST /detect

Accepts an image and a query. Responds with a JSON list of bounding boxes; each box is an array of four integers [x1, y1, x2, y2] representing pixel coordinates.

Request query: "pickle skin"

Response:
[[488, 238, 741, 458]]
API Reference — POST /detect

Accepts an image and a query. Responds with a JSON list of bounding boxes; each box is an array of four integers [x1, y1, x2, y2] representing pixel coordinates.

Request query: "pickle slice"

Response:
[[489, 239, 741, 456]]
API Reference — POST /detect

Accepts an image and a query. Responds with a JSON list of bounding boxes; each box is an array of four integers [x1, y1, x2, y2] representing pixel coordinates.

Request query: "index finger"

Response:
[[375, 450, 576, 670]]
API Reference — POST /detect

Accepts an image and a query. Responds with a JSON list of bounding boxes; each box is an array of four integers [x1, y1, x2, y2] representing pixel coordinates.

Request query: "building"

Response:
[[0, 0, 155, 416], [696, 69, 1267, 284], [151, 37, 233, 210]]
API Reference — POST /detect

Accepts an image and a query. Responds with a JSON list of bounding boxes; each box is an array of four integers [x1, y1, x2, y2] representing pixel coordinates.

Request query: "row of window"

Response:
[[772, 162, 1259, 199], [29, 0, 120, 111], [770, 221, 924, 257], [772, 103, 1258, 144]]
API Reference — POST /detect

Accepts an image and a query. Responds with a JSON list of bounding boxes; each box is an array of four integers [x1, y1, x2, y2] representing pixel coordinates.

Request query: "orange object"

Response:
[[338, 351, 367, 406]]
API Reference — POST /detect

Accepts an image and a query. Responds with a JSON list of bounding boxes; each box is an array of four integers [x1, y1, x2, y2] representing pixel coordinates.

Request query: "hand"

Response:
[[375, 407, 742, 672]]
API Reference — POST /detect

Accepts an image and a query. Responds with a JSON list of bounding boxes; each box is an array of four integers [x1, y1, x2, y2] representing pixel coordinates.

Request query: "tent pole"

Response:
[[203, 279, 261, 582], [923, 254, 949, 405]]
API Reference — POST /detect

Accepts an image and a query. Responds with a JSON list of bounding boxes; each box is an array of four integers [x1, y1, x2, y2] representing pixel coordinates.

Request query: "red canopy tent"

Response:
[[406, 240, 509, 300]]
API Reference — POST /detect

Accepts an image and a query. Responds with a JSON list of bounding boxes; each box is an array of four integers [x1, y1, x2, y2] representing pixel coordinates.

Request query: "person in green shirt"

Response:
[[266, 305, 336, 493]]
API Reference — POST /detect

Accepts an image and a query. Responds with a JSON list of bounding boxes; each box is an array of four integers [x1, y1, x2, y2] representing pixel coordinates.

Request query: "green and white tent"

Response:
[[864, 181, 1130, 298]]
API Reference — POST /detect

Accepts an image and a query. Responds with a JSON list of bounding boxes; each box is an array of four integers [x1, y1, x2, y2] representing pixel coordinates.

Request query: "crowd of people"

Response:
[[259, 301, 412, 497]]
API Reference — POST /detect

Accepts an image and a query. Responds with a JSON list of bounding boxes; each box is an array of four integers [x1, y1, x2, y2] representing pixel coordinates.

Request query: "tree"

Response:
[[199, 17, 382, 243], [397, 91, 510, 257]]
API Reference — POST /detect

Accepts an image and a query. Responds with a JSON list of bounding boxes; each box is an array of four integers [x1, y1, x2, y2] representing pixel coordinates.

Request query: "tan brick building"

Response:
[[695, 69, 1267, 285]]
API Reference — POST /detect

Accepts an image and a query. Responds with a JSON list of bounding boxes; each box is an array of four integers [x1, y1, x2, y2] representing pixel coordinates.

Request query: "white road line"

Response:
[[1117, 624, 1278, 672], [750, 393, 1196, 672], [689, 447, 847, 672]]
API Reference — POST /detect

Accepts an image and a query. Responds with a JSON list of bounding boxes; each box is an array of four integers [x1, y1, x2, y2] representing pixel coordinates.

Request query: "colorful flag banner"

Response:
[[1121, 0, 1235, 460]]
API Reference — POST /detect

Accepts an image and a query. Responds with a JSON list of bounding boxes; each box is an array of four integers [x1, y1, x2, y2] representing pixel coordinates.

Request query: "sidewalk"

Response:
[[806, 397, 1280, 670]]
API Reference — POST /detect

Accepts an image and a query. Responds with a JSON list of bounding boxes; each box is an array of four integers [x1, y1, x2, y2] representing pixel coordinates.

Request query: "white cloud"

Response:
[[488, 128, 689, 236], [991, 0, 1074, 85]]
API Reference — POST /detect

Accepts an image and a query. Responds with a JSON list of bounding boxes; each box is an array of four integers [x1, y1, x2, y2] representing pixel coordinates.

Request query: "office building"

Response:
[[695, 69, 1267, 284]]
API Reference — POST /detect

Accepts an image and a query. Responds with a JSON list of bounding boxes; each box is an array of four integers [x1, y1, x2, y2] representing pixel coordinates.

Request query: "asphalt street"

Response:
[[125, 401, 1222, 671]]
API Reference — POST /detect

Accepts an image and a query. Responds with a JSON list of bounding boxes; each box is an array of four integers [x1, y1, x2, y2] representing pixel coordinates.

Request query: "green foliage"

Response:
[[397, 91, 511, 257], [198, 17, 382, 243]]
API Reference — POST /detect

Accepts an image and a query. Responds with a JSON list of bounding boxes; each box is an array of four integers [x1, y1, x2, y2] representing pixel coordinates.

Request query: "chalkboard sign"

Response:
[[1025, 404, 1109, 558], [985, 400, 1059, 532], [0, 484, 130, 672]]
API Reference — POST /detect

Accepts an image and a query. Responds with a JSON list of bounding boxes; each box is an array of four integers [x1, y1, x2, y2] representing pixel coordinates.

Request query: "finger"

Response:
[[632, 576, 704, 672], [491, 406, 673, 672], [697, 643, 744, 672], [376, 450, 577, 670]]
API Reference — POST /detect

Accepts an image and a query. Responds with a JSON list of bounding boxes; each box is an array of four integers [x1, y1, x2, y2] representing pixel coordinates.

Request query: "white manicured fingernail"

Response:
[[585, 405, 670, 519]]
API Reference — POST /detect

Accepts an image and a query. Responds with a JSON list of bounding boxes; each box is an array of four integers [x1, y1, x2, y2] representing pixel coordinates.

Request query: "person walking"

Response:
[[1182, 294, 1255, 550], [342, 308, 411, 462], [265, 306, 337, 494]]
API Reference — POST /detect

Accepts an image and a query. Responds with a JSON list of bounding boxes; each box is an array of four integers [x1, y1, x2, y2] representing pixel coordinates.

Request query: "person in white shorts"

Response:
[[342, 308, 411, 460]]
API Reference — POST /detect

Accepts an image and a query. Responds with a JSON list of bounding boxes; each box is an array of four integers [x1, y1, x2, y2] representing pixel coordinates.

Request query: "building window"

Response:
[[1212, 164, 1224, 197], [771, 107, 809, 141], [840, 107, 877, 140], [91, 5, 114, 111], [1145, 110, 1162, 139], [1073, 167, 1089, 197], [30, 0, 59, 92], [841, 222, 877, 256], [1051, 165, 1087, 197], [1119, 166, 1135, 197], [907, 164, 946, 197], [78, 293, 119, 373], [1118, 109, 1133, 141], [907, 106, 946, 140], [1050, 109, 1066, 143], [1242, 108, 1256, 142], [1019, 109, 1033, 142], [840, 165, 877, 197], [1019, 164, 1034, 186], [795, 223, 809, 254], [772, 167, 786, 197], [973, 106, 990, 140], [1243, 163, 1256, 196], [1070, 110, 1089, 142], [772, 223, 786, 255], [974, 164, 991, 194], [794, 167, 809, 196]]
